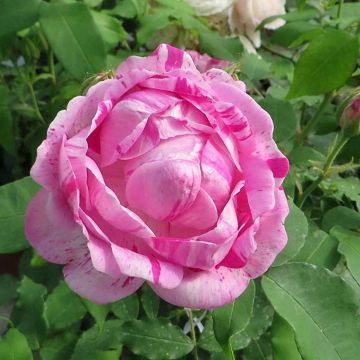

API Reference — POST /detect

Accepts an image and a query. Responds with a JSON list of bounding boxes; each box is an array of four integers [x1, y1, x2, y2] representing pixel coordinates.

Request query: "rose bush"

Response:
[[25, 44, 289, 309]]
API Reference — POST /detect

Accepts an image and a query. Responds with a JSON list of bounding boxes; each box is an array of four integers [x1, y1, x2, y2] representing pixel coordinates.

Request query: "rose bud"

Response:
[[25, 44, 289, 309], [340, 91, 360, 137]]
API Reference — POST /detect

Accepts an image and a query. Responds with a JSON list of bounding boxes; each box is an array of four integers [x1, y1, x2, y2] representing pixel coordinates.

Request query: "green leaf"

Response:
[[271, 22, 321, 48], [322, 176, 360, 210], [231, 285, 274, 350], [110, 0, 146, 18], [258, 96, 297, 143], [258, 9, 319, 29], [0, 0, 40, 37], [240, 53, 271, 81], [11, 277, 47, 349], [198, 317, 223, 353], [271, 314, 302, 360], [45, 281, 87, 330], [110, 2, 135, 18], [111, 293, 139, 321], [331, 226, 360, 285], [322, 206, 360, 232], [71, 320, 123, 360], [199, 31, 243, 62], [40, 332, 78, 360], [288, 29, 359, 98], [18, 249, 63, 290], [73, 349, 120, 360], [0, 328, 33, 360], [212, 281, 255, 348], [91, 11, 127, 49], [262, 263, 360, 360], [39, 2, 106, 80], [294, 223, 339, 269], [288, 146, 325, 166], [0, 84, 16, 155], [156, 0, 195, 14], [137, 10, 173, 45], [0, 275, 19, 305], [289, 28, 324, 48], [0, 177, 40, 253], [327, 3, 360, 28], [273, 200, 308, 266], [82, 300, 110, 331], [140, 284, 160, 319], [242, 335, 273, 360], [84, 0, 103, 7], [210, 353, 226, 360], [268, 56, 294, 81], [118, 319, 193, 359], [284, 166, 298, 198]]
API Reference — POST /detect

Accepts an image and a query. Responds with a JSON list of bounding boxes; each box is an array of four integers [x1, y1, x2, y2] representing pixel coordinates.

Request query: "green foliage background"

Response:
[[0, 0, 359, 359]]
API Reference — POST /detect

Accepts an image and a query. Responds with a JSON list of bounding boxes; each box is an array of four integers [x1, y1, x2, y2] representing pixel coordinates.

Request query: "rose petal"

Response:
[[100, 90, 180, 166], [187, 51, 231, 73], [25, 189, 87, 264], [31, 80, 116, 189], [148, 181, 244, 269], [220, 219, 259, 269], [64, 254, 143, 304], [171, 189, 218, 230], [87, 170, 155, 239], [210, 80, 287, 172], [150, 267, 249, 309], [200, 136, 236, 211], [111, 243, 183, 289], [126, 159, 202, 221], [124, 134, 206, 176], [203, 68, 246, 92], [240, 155, 275, 219], [115, 44, 199, 79], [87, 236, 123, 277], [242, 188, 289, 277]]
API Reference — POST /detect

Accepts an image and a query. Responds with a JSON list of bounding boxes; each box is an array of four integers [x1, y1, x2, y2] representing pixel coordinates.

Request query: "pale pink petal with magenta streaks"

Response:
[[111, 243, 183, 289], [242, 188, 289, 278], [64, 254, 143, 304], [151, 267, 249, 309], [25, 189, 86, 264], [31, 80, 116, 190]]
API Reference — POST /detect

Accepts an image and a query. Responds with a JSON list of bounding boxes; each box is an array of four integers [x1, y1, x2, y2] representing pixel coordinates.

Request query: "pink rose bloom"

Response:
[[25, 44, 289, 309]]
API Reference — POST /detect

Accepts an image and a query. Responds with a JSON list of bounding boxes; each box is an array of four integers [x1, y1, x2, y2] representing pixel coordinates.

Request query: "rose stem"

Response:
[[296, 92, 333, 145], [297, 133, 349, 208], [187, 308, 199, 360]]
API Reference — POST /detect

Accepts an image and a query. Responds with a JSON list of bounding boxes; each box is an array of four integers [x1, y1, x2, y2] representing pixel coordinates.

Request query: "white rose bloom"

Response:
[[229, 0, 286, 49], [186, 0, 233, 16]]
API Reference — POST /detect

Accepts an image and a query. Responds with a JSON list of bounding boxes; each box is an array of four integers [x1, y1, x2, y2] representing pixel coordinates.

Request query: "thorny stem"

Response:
[[297, 133, 349, 208], [296, 92, 332, 145], [186, 309, 199, 360]]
